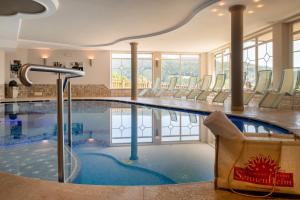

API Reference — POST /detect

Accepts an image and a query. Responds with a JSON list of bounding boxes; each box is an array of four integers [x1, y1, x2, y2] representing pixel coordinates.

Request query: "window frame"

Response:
[[213, 30, 273, 89], [292, 20, 300, 68], [160, 53, 200, 88], [110, 52, 154, 89]]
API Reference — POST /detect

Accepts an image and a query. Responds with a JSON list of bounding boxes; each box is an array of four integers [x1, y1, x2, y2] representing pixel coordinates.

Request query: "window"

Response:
[[293, 21, 300, 68], [243, 42, 256, 88], [111, 53, 152, 89], [161, 54, 200, 88], [257, 32, 273, 71], [214, 48, 230, 89], [213, 32, 273, 90], [243, 31, 273, 89]]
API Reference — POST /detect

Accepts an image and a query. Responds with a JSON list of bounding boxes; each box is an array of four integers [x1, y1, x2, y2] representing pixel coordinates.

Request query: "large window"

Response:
[[214, 48, 230, 89], [161, 54, 200, 88], [111, 53, 152, 89], [243, 31, 273, 89], [213, 32, 273, 90], [293, 21, 300, 68]]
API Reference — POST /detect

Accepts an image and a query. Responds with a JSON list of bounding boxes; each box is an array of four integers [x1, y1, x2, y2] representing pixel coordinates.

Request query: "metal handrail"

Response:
[[18, 64, 85, 183], [18, 64, 85, 86]]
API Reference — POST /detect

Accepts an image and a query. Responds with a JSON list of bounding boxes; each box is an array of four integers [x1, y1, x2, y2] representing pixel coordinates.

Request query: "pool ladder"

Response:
[[18, 64, 85, 183]]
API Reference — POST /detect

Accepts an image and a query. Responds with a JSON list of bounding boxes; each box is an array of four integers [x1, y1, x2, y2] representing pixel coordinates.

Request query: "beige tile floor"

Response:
[[0, 96, 300, 200]]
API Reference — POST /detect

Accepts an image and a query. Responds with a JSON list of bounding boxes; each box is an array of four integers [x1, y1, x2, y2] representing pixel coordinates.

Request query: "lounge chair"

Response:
[[188, 113, 198, 123], [186, 75, 212, 100], [244, 70, 272, 105], [168, 110, 178, 122], [173, 76, 198, 98], [212, 72, 247, 104], [196, 74, 225, 101], [155, 76, 178, 97], [138, 78, 160, 97], [259, 68, 300, 109]]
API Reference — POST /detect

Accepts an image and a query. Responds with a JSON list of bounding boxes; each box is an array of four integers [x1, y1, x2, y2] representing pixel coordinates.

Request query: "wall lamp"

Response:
[[88, 56, 95, 66], [41, 55, 48, 65]]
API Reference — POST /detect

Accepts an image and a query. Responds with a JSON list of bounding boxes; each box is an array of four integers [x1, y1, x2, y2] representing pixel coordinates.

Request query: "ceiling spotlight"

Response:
[[253, 0, 261, 2], [218, 13, 224, 16], [218, 1, 225, 6], [211, 8, 218, 12], [248, 10, 254, 14], [257, 4, 264, 8]]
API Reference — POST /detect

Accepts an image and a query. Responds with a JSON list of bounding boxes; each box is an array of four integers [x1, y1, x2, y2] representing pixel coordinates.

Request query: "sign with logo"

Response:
[[233, 154, 294, 187]]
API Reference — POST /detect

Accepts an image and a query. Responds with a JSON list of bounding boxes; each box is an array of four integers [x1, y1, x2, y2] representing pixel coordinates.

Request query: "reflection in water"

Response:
[[0, 101, 289, 185], [0, 101, 286, 147]]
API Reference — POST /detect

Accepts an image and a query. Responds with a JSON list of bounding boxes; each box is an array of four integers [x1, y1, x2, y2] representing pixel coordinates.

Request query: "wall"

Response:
[[3, 48, 208, 98], [0, 49, 5, 99], [4, 49, 113, 98], [26, 49, 111, 85]]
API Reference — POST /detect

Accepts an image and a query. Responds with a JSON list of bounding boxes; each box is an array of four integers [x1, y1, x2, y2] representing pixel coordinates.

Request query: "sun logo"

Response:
[[233, 154, 294, 187]]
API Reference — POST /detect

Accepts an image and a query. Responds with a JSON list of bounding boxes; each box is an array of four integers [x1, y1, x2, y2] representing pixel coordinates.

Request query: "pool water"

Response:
[[0, 100, 289, 186]]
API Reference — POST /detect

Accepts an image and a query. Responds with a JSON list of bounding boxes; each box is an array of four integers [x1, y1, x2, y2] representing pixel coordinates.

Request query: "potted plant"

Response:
[[8, 80, 19, 98]]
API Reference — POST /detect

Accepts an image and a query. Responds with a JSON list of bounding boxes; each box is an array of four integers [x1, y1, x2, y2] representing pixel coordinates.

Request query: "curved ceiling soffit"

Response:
[[0, 0, 58, 19], [19, 0, 219, 48]]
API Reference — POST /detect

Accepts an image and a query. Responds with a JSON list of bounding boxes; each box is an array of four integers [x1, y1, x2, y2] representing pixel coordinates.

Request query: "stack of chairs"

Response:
[[196, 74, 226, 102], [186, 75, 212, 100], [173, 76, 198, 98], [259, 68, 300, 109], [244, 70, 272, 105]]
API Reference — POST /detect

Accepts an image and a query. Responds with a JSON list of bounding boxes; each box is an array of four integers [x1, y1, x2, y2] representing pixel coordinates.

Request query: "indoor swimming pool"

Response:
[[0, 100, 290, 186]]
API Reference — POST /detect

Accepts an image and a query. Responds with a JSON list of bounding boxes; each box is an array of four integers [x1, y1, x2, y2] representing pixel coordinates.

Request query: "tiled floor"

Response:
[[0, 97, 300, 200]]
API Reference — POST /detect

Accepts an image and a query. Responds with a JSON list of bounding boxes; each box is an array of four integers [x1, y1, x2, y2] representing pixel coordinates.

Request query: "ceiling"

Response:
[[1, 0, 300, 52]]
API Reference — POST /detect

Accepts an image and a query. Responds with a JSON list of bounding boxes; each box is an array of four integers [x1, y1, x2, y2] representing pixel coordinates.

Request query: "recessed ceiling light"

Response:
[[212, 8, 218, 12], [257, 4, 264, 8], [218, 1, 225, 6], [248, 10, 254, 14], [218, 13, 224, 16], [253, 0, 261, 2]]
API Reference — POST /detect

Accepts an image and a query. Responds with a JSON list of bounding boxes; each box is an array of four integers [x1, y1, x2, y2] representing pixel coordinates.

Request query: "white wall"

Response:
[[0, 49, 5, 86], [5, 48, 28, 84], [5, 49, 111, 87]]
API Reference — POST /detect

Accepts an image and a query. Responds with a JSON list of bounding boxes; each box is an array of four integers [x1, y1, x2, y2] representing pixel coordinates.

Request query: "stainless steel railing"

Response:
[[18, 64, 85, 183]]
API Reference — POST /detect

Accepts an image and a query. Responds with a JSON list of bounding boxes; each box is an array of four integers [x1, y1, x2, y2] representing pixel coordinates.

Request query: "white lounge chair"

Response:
[[188, 113, 198, 123], [155, 76, 178, 97], [244, 70, 272, 105], [259, 68, 300, 109], [196, 74, 225, 101], [168, 110, 178, 122], [186, 75, 212, 100], [174, 76, 198, 98], [212, 72, 247, 104], [138, 78, 160, 97]]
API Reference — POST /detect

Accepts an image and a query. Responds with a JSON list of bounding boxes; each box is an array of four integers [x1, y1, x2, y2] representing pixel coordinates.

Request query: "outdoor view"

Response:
[[293, 22, 300, 68], [215, 32, 273, 90], [111, 53, 152, 89], [161, 54, 200, 88], [111, 53, 200, 89]]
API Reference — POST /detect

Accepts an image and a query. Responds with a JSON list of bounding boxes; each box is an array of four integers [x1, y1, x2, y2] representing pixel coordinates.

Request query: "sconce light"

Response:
[[155, 58, 160, 68], [41, 55, 48, 65], [88, 56, 95, 66]]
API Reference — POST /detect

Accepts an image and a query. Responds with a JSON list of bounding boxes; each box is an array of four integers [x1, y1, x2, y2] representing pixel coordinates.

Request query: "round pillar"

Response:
[[229, 5, 245, 111], [130, 42, 138, 100]]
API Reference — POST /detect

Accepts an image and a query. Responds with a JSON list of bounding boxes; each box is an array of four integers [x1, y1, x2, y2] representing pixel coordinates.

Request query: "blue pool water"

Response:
[[0, 100, 290, 186]]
